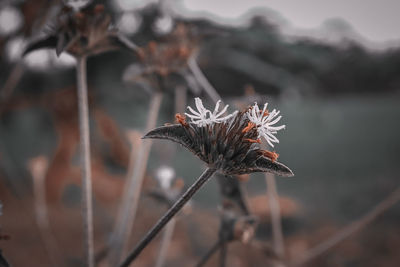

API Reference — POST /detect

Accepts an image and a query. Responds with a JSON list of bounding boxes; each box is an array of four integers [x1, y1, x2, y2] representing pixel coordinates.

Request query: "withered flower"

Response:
[[24, 2, 137, 57], [121, 98, 293, 267], [144, 98, 293, 176]]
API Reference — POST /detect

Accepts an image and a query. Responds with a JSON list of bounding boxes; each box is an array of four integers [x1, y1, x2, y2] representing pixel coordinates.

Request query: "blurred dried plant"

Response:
[[24, 3, 137, 57]]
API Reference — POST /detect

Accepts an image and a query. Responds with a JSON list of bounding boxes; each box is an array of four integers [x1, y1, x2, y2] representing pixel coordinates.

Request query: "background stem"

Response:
[[109, 91, 163, 266], [219, 241, 227, 267], [76, 56, 94, 267], [195, 239, 223, 267], [29, 156, 64, 267], [263, 143, 285, 267], [120, 167, 217, 267], [188, 53, 222, 103], [292, 186, 400, 266], [266, 173, 285, 257], [154, 217, 177, 267]]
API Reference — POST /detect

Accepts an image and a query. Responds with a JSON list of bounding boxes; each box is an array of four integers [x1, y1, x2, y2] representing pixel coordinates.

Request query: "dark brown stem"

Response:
[[119, 167, 217, 267]]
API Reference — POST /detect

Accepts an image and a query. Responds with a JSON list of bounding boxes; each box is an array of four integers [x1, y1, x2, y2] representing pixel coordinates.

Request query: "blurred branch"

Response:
[[120, 167, 217, 267], [263, 143, 285, 267], [266, 172, 286, 267], [195, 239, 223, 267], [28, 156, 64, 267], [174, 85, 187, 114], [109, 90, 163, 266], [76, 55, 94, 267], [292, 186, 400, 266], [188, 52, 222, 103], [219, 241, 227, 267], [0, 63, 25, 101], [155, 217, 177, 267]]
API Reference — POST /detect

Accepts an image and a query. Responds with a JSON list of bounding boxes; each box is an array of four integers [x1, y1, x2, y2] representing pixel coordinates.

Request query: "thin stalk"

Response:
[[76, 55, 94, 267], [219, 241, 227, 267], [109, 91, 163, 266], [266, 173, 285, 258], [195, 239, 223, 267], [188, 53, 222, 104], [263, 144, 285, 266], [292, 186, 400, 267], [154, 217, 177, 267], [0, 63, 24, 100], [120, 167, 217, 267], [174, 85, 187, 114], [153, 85, 187, 267], [29, 156, 64, 267]]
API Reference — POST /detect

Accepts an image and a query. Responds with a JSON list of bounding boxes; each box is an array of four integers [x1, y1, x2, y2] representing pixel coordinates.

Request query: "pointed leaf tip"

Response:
[[256, 156, 294, 177]]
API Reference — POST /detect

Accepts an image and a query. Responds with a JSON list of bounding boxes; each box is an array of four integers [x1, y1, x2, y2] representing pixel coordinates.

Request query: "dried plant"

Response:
[[119, 98, 293, 266], [196, 202, 259, 267], [24, 3, 137, 57], [22, 3, 137, 267]]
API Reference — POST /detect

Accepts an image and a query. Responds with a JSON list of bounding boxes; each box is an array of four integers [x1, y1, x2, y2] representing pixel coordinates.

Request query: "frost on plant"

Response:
[[185, 98, 237, 127], [144, 98, 293, 177], [247, 102, 286, 147]]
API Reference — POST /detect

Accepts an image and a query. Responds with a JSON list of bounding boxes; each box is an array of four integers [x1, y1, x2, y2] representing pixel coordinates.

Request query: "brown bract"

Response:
[[143, 111, 293, 176], [24, 4, 136, 57]]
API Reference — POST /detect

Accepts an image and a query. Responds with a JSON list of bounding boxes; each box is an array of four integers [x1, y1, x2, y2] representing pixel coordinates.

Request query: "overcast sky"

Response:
[[182, 0, 400, 43]]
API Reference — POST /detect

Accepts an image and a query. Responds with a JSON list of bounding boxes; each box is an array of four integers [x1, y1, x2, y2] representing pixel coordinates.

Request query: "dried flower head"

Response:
[[144, 98, 293, 177], [24, 3, 136, 57], [132, 23, 197, 78]]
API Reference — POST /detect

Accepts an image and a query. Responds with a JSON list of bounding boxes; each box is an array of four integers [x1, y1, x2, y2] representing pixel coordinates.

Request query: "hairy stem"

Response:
[[76, 56, 94, 267], [292, 186, 400, 266], [154, 217, 177, 267], [109, 91, 163, 265], [120, 167, 217, 267]]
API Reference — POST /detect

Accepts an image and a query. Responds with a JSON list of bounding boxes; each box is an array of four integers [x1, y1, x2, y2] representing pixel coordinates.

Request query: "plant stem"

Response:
[[109, 91, 163, 265], [0, 62, 24, 101], [292, 186, 400, 266], [266, 173, 285, 258], [76, 55, 94, 267], [195, 239, 223, 267], [174, 85, 187, 114], [152, 85, 187, 267], [188, 53, 222, 104], [29, 156, 64, 267], [219, 241, 227, 267], [120, 167, 217, 267], [263, 141, 285, 267], [154, 217, 176, 267]]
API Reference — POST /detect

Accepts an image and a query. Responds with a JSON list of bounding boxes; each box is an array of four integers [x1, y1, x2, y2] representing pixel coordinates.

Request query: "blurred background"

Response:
[[0, 0, 400, 266]]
